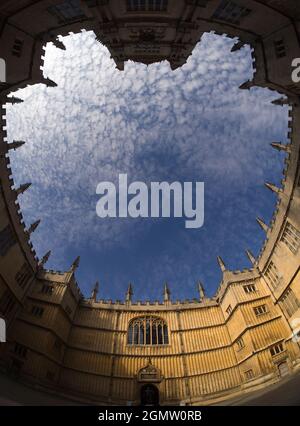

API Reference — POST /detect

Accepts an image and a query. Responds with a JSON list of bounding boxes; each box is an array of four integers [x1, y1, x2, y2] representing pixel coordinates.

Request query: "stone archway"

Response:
[[278, 361, 289, 378], [140, 383, 160, 406]]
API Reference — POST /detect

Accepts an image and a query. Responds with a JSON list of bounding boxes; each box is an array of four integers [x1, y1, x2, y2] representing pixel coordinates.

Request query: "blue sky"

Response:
[[6, 31, 288, 301]]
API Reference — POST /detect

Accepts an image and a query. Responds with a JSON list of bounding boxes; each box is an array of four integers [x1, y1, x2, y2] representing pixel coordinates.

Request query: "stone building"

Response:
[[0, 0, 300, 405]]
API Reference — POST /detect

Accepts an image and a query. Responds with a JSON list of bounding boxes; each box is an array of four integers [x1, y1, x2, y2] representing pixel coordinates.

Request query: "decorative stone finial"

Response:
[[197, 281, 205, 301], [239, 80, 254, 90], [15, 183, 31, 196], [8, 140, 26, 151], [231, 41, 245, 52], [38, 250, 51, 268], [163, 283, 170, 302], [271, 97, 289, 106], [52, 38, 66, 50], [126, 283, 133, 303], [264, 182, 282, 194], [270, 142, 290, 152], [70, 256, 80, 272], [41, 77, 58, 88], [256, 217, 269, 233], [26, 220, 41, 236], [245, 249, 256, 266], [91, 281, 99, 302], [217, 256, 226, 273], [5, 96, 23, 104]]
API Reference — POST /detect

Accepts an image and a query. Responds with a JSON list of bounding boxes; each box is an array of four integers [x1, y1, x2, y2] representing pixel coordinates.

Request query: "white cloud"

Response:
[[5, 31, 287, 297]]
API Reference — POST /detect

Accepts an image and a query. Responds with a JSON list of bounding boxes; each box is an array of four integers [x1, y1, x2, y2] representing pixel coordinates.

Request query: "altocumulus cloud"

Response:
[[6, 31, 288, 300]]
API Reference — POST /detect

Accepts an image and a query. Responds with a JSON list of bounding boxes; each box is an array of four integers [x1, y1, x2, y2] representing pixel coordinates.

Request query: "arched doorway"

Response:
[[278, 361, 289, 377], [140, 384, 159, 406]]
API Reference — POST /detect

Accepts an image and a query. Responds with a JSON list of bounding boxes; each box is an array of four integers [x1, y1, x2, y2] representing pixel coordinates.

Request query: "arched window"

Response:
[[127, 316, 169, 345]]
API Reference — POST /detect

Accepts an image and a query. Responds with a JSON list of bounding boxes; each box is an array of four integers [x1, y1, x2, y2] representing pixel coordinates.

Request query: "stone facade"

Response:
[[0, 0, 300, 405]]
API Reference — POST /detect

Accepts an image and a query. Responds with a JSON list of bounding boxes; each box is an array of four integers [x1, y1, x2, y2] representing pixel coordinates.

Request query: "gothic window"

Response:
[[253, 304, 268, 316], [212, 0, 251, 25], [236, 337, 245, 350], [65, 305, 72, 315], [127, 316, 169, 345], [31, 305, 44, 318], [0, 290, 15, 316], [226, 305, 232, 315], [15, 263, 32, 290], [12, 39, 24, 58], [47, 0, 85, 23], [127, 0, 168, 12], [244, 369, 254, 380], [0, 225, 16, 257], [46, 371, 55, 381], [243, 283, 256, 294], [281, 221, 300, 255], [279, 288, 300, 318], [265, 261, 281, 290], [41, 284, 54, 295], [14, 343, 27, 358], [274, 39, 286, 59], [270, 342, 284, 356]]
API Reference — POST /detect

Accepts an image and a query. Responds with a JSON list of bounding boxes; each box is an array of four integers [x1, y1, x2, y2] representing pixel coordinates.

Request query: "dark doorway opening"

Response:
[[9, 358, 23, 379], [140, 384, 159, 406]]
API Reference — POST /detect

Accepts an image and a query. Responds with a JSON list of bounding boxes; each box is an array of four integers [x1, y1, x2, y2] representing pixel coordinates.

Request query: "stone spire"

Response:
[[8, 140, 26, 151], [126, 283, 133, 303], [52, 38, 66, 50], [91, 281, 99, 302], [256, 217, 269, 233], [231, 41, 245, 52], [38, 250, 51, 268], [65, 256, 80, 283], [270, 142, 290, 152], [15, 183, 31, 196], [239, 80, 254, 90], [264, 182, 282, 194], [217, 256, 226, 273], [70, 256, 80, 272], [163, 283, 170, 303], [271, 97, 289, 106], [245, 249, 256, 266], [40, 77, 58, 88], [26, 219, 41, 236], [5, 96, 23, 104], [197, 281, 205, 301]]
